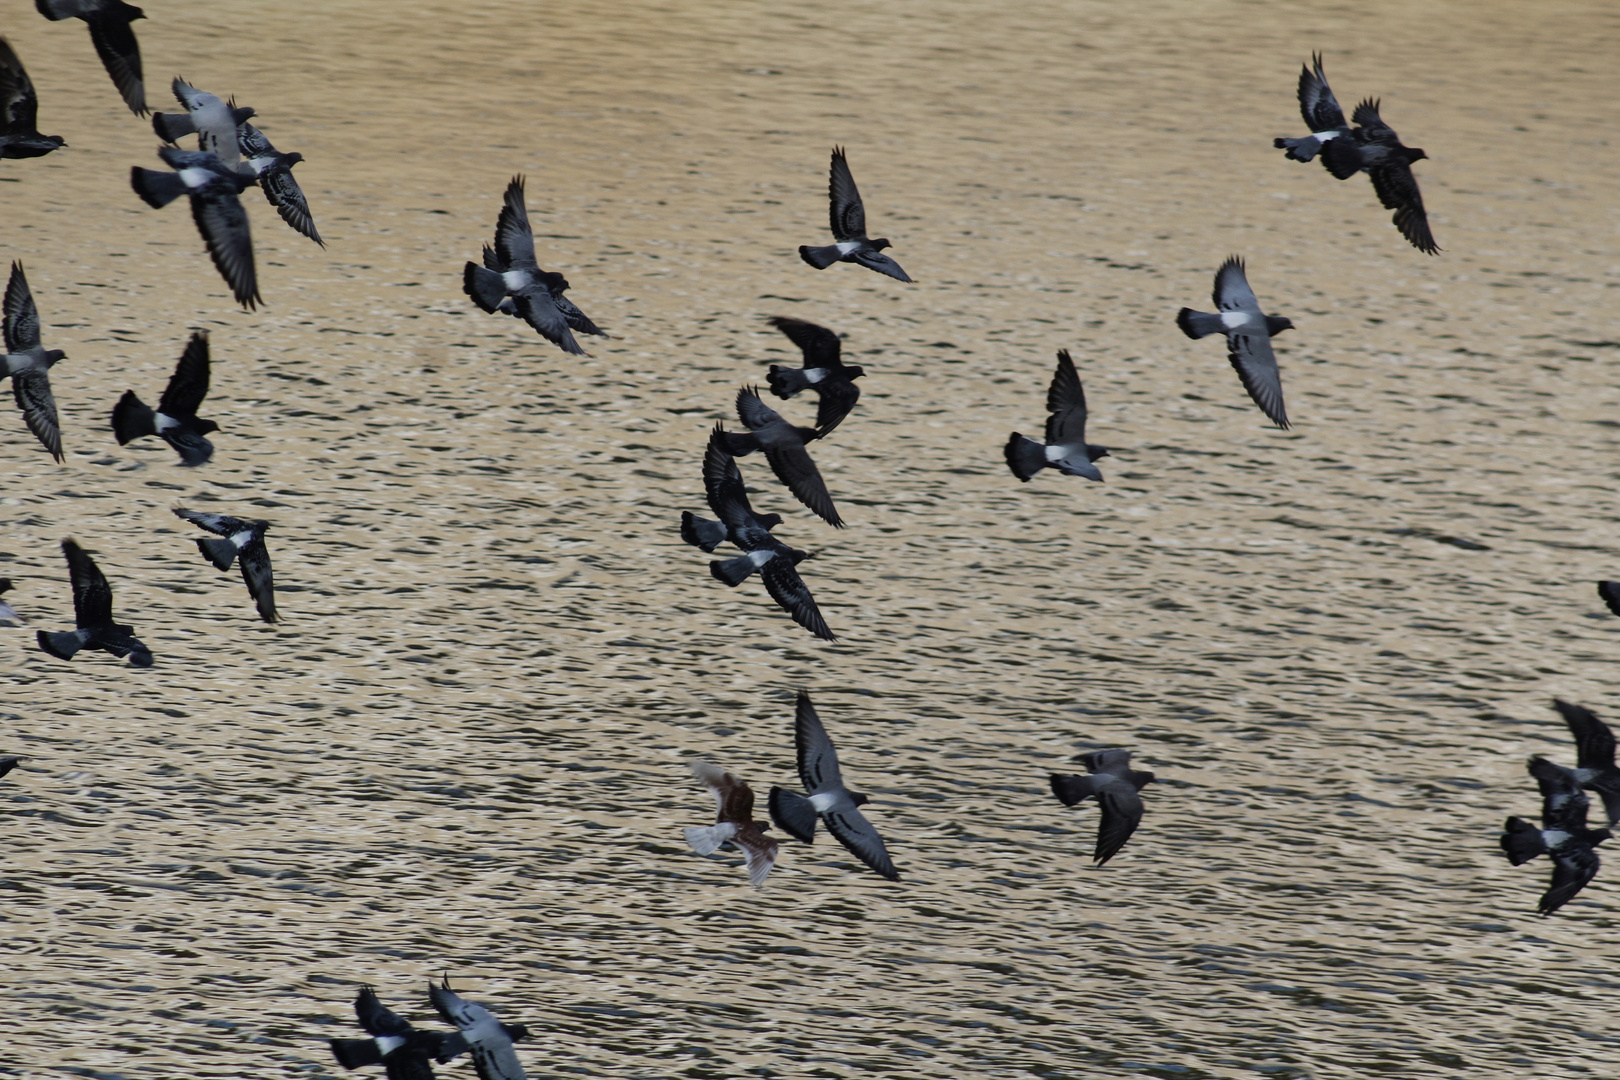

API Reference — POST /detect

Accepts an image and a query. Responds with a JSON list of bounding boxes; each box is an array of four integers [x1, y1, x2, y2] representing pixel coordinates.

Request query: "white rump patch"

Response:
[[805, 369, 827, 384], [809, 792, 839, 812], [746, 549, 775, 567], [375, 1035, 406, 1056], [1220, 310, 1254, 329], [178, 167, 212, 189], [229, 529, 254, 548], [501, 270, 531, 291], [835, 241, 861, 255], [1313, 130, 1340, 141], [1044, 444, 1074, 463], [155, 413, 179, 432]]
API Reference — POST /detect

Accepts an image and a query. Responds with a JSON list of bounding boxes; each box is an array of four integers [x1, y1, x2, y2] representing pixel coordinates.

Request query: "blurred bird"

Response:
[[799, 146, 911, 282], [769, 691, 900, 880], [478, 243, 601, 340], [151, 77, 253, 168], [722, 386, 844, 528], [37, 538, 152, 666], [2, 261, 66, 461], [112, 330, 219, 466], [1050, 749, 1155, 865], [1176, 256, 1294, 429], [1596, 580, 1620, 619], [427, 978, 532, 1080], [172, 507, 278, 623], [1552, 699, 1620, 827], [238, 122, 322, 246], [1342, 99, 1438, 255], [131, 145, 259, 308], [763, 316, 864, 435], [1501, 756, 1610, 916], [330, 986, 449, 1080], [34, 0, 147, 115], [0, 756, 18, 779], [0, 578, 21, 624], [684, 760, 780, 887], [1273, 53, 1356, 174], [1005, 349, 1109, 482], [0, 37, 66, 160]]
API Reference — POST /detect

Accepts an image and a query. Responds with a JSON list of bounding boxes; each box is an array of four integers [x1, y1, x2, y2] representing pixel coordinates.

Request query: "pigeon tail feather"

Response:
[[462, 262, 507, 314], [130, 167, 187, 209], [798, 244, 843, 270], [152, 111, 196, 143], [1176, 308, 1223, 340], [766, 365, 810, 399], [680, 512, 727, 553], [195, 537, 238, 572], [1500, 817, 1545, 866], [709, 554, 760, 587], [36, 629, 84, 660], [768, 786, 819, 844], [683, 824, 730, 856], [1004, 433, 1046, 482], [111, 390, 156, 445], [329, 1038, 385, 1070]]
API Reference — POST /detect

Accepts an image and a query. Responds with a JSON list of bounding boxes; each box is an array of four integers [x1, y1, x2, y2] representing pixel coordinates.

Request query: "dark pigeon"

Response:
[[684, 760, 780, 888], [0, 756, 18, 780], [427, 978, 531, 1080], [330, 986, 449, 1080], [172, 507, 277, 623], [37, 538, 152, 666], [2, 261, 66, 461], [1176, 256, 1294, 429], [1273, 53, 1357, 175], [722, 386, 844, 528], [1500, 756, 1610, 916], [1552, 700, 1620, 827], [0, 37, 65, 160], [1599, 580, 1620, 618], [685, 424, 833, 641], [151, 77, 253, 169], [1050, 749, 1155, 865], [1345, 98, 1438, 255], [768, 691, 899, 880], [479, 243, 602, 339], [0, 577, 21, 625], [764, 316, 864, 435], [462, 175, 598, 354], [131, 145, 259, 309], [799, 146, 912, 283], [238, 122, 322, 247], [1005, 349, 1109, 482], [112, 330, 219, 466], [35, 0, 146, 115]]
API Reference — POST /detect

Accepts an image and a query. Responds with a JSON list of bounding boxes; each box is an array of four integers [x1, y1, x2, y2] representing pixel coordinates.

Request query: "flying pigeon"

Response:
[[722, 386, 844, 528], [1176, 256, 1295, 429], [34, 0, 146, 115], [172, 507, 277, 623], [2, 261, 66, 461], [131, 145, 259, 309], [330, 986, 449, 1080], [478, 243, 601, 340], [1599, 581, 1620, 618], [684, 760, 780, 887], [1500, 756, 1611, 916], [686, 424, 833, 641], [763, 316, 864, 435], [427, 978, 531, 1080], [0, 577, 22, 624], [798, 146, 912, 283], [37, 538, 152, 666], [112, 330, 219, 465], [237, 121, 322, 246], [1273, 53, 1356, 174], [768, 691, 899, 880], [0, 756, 18, 780], [1050, 749, 1155, 865], [1005, 349, 1109, 482], [462, 175, 598, 355], [1552, 700, 1620, 827], [151, 77, 252, 169], [1343, 98, 1437, 255], [0, 37, 65, 160]]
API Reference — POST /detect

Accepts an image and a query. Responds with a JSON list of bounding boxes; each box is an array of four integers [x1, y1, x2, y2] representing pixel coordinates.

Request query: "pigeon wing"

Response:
[[762, 443, 844, 528], [190, 187, 260, 309], [3, 262, 40, 353], [353, 986, 414, 1038], [62, 539, 114, 628], [1227, 331, 1290, 430], [793, 691, 843, 792], [1042, 349, 1089, 447], [762, 558, 835, 641], [158, 331, 210, 417], [768, 316, 842, 368], [1298, 53, 1347, 131], [239, 538, 278, 623], [172, 507, 237, 536], [1367, 160, 1438, 255], [494, 176, 538, 270], [262, 166, 323, 247], [1555, 700, 1617, 771], [701, 425, 754, 527], [1212, 256, 1258, 312], [813, 380, 860, 436], [13, 368, 62, 461], [1531, 756, 1591, 831], [1091, 781, 1145, 865], [0, 38, 42, 131], [85, 8, 146, 115], [824, 807, 900, 880], [689, 760, 754, 822], [852, 250, 912, 283], [1541, 846, 1602, 916], [827, 146, 866, 241], [735, 827, 780, 888], [510, 289, 584, 355]]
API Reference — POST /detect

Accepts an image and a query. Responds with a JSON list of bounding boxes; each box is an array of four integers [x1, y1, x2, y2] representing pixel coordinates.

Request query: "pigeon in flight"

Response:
[[1343, 99, 1438, 255], [37, 538, 152, 666], [151, 77, 253, 169], [1273, 53, 1357, 175], [427, 978, 531, 1080], [1005, 349, 1110, 483], [132, 145, 260, 309], [799, 146, 912, 283], [2, 261, 66, 461], [0, 578, 22, 624], [684, 760, 781, 887], [0, 37, 65, 160], [763, 316, 864, 435], [0, 756, 18, 780], [1599, 581, 1620, 618], [35, 0, 146, 115], [1050, 749, 1155, 865], [330, 986, 450, 1080], [463, 175, 599, 355], [769, 691, 899, 880], [237, 122, 322, 246], [686, 425, 833, 641], [722, 386, 844, 528], [478, 244, 602, 341], [1176, 256, 1295, 429], [1501, 756, 1611, 916], [112, 330, 219, 466], [172, 507, 277, 623], [1552, 700, 1620, 827]]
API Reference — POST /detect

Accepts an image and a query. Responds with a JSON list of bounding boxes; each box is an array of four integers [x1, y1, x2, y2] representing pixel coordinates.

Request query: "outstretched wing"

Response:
[[3, 261, 40, 353], [62, 539, 114, 628], [494, 175, 538, 270], [13, 368, 62, 461], [827, 146, 866, 240], [0, 38, 42, 131], [159, 331, 210, 417], [824, 806, 900, 880]]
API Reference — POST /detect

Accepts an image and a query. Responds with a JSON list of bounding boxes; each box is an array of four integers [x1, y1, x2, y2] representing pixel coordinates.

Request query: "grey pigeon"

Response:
[[722, 386, 844, 528], [1552, 700, 1620, 827], [35, 0, 146, 115], [0, 37, 65, 160], [0, 577, 22, 625], [462, 175, 597, 355], [684, 424, 833, 641], [37, 538, 152, 666], [684, 760, 781, 888], [1, 261, 66, 461], [768, 691, 899, 880], [151, 77, 252, 169], [112, 330, 219, 466], [237, 122, 321, 246], [1500, 756, 1610, 916], [798, 146, 912, 283], [764, 316, 864, 435], [1005, 349, 1109, 482], [1344, 98, 1437, 255], [131, 145, 259, 309], [1273, 53, 1358, 176], [172, 506, 277, 623], [1050, 749, 1155, 865], [427, 979, 531, 1080], [1176, 256, 1295, 429], [330, 986, 448, 1080]]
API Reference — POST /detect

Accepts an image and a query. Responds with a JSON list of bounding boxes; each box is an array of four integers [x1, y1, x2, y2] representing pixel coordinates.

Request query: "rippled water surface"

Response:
[[5, 1, 1620, 1077]]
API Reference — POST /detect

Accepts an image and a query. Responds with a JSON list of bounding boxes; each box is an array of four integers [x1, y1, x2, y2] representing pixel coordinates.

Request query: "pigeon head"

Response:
[[1584, 828, 1614, 846], [0, 578, 11, 593], [1086, 444, 1110, 461], [282, 151, 305, 166], [758, 512, 784, 531], [846, 364, 866, 379], [1403, 147, 1428, 163], [851, 790, 870, 807], [788, 547, 814, 565], [501, 1023, 532, 1042], [869, 238, 892, 251], [1265, 315, 1295, 336], [45, 349, 67, 366], [195, 418, 221, 435], [127, 650, 154, 668]]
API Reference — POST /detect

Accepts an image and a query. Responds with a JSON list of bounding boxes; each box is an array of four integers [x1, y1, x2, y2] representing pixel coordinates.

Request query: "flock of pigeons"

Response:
[[0, 15, 1612, 1074]]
